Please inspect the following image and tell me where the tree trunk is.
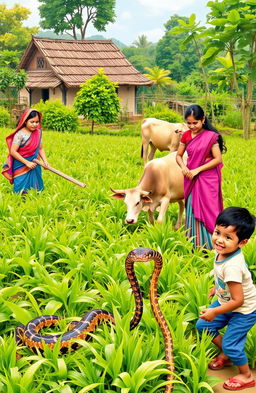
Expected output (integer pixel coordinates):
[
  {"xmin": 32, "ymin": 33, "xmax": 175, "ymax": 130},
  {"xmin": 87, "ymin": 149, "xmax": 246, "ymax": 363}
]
[
  {"xmin": 91, "ymin": 120, "xmax": 94, "ymax": 134},
  {"xmin": 242, "ymin": 78, "xmax": 253, "ymax": 139}
]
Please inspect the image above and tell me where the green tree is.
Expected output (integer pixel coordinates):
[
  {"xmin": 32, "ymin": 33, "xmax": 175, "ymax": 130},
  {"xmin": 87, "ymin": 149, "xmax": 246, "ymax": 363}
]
[
  {"xmin": 38, "ymin": 0, "xmax": 116, "ymax": 40},
  {"xmin": 74, "ymin": 68, "xmax": 120, "ymax": 133},
  {"xmin": 0, "ymin": 50, "xmax": 20, "ymax": 68},
  {"xmin": 155, "ymin": 15, "xmax": 200, "ymax": 82},
  {"xmin": 132, "ymin": 34, "xmax": 152, "ymax": 49},
  {"xmin": 171, "ymin": 13, "xmax": 215, "ymax": 121},
  {"xmin": 0, "ymin": 68, "xmax": 27, "ymax": 109},
  {"xmin": 144, "ymin": 66, "xmax": 175, "ymax": 97},
  {"xmin": 0, "ymin": 4, "xmax": 38, "ymax": 67},
  {"xmin": 122, "ymin": 44, "xmax": 156, "ymax": 74},
  {"xmin": 208, "ymin": 53, "xmax": 246, "ymax": 91},
  {"xmin": 203, "ymin": 0, "xmax": 256, "ymax": 139}
]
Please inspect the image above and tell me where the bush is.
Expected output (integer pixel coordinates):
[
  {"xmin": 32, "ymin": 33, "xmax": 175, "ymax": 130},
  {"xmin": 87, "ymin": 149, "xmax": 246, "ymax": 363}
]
[
  {"xmin": 0, "ymin": 106, "xmax": 10, "ymax": 126},
  {"xmin": 34, "ymin": 99, "xmax": 79, "ymax": 132},
  {"xmin": 144, "ymin": 103, "xmax": 183, "ymax": 122},
  {"xmin": 222, "ymin": 110, "xmax": 243, "ymax": 129}
]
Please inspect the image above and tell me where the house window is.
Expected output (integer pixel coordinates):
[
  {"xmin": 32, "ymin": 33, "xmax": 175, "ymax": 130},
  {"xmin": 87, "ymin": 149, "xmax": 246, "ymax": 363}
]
[{"xmin": 37, "ymin": 57, "xmax": 45, "ymax": 69}]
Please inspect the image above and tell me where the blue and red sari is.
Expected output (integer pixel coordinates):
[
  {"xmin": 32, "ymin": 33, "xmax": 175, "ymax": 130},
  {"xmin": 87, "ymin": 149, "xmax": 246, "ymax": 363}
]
[{"xmin": 2, "ymin": 109, "xmax": 44, "ymax": 193}]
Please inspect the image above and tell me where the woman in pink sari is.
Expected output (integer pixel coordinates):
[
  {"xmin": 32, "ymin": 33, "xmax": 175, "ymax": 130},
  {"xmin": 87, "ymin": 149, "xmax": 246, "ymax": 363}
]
[
  {"xmin": 176, "ymin": 105, "xmax": 226, "ymax": 249},
  {"xmin": 2, "ymin": 109, "xmax": 48, "ymax": 194}
]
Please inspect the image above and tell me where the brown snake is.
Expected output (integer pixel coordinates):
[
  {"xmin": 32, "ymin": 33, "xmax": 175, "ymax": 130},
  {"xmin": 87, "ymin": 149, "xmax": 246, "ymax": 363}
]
[
  {"xmin": 16, "ymin": 248, "xmax": 174, "ymax": 392},
  {"xmin": 126, "ymin": 248, "xmax": 174, "ymax": 393}
]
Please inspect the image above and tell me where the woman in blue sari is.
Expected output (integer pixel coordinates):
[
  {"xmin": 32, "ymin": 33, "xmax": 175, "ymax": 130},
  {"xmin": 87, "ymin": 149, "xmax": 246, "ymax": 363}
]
[{"xmin": 2, "ymin": 109, "xmax": 49, "ymax": 193}]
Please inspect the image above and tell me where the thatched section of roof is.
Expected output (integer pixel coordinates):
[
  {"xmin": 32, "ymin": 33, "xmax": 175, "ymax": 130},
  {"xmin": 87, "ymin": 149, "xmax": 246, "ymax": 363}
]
[{"xmin": 19, "ymin": 36, "xmax": 152, "ymax": 88}]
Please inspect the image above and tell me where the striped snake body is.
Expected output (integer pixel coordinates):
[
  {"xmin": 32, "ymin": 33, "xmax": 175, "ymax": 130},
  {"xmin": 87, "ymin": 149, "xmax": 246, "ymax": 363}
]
[{"xmin": 16, "ymin": 248, "xmax": 174, "ymax": 392}]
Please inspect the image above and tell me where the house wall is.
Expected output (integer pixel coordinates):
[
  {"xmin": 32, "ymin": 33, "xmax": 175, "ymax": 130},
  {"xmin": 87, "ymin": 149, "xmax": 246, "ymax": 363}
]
[
  {"xmin": 67, "ymin": 88, "xmax": 79, "ymax": 106},
  {"xmin": 26, "ymin": 49, "xmax": 50, "ymax": 70},
  {"xmin": 19, "ymin": 85, "xmax": 137, "ymax": 115},
  {"xmin": 19, "ymin": 86, "xmax": 63, "ymax": 106},
  {"xmin": 118, "ymin": 86, "xmax": 136, "ymax": 115}
]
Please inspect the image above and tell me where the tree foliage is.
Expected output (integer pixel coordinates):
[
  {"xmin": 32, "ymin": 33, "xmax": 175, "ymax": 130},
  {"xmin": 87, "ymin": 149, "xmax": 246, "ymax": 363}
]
[
  {"xmin": 74, "ymin": 68, "xmax": 120, "ymax": 133},
  {"xmin": 0, "ymin": 68, "xmax": 27, "ymax": 93},
  {"xmin": 170, "ymin": 13, "xmax": 216, "ymax": 121},
  {"xmin": 122, "ymin": 38, "xmax": 156, "ymax": 74},
  {"xmin": 0, "ymin": 68, "xmax": 27, "ymax": 110},
  {"xmin": 0, "ymin": 4, "xmax": 38, "ymax": 66},
  {"xmin": 144, "ymin": 66, "xmax": 174, "ymax": 87},
  {"xmin": 132, "ymin": 34, "xmax": 152, "ymax": 49},
  {"xmin": 203, "ymin": 0, "xmax": 256, "ymax": 138},
  {"xmin": 38, "ymin": 0, "xmax": 116, "ymax": 40},
  {"xmin": 155, "ymin": 15, "xmax": 200, "ymax": 82}
]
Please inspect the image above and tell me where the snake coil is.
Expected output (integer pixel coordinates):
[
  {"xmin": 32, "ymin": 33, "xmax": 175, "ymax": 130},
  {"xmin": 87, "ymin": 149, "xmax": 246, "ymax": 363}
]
[{"xmin": 16, "ymin": 248, "xmax": 174, "ymax": 392}]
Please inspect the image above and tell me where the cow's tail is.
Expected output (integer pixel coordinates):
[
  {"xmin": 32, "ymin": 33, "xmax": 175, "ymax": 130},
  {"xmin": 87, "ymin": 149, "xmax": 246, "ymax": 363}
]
[{"xmin": 141, "ymin": 144, "xmax": 143, "ymax": 158}]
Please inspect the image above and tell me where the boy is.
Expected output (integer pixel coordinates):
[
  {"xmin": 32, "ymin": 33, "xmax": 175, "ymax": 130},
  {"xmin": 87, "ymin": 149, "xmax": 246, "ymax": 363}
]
[{"xmin": 196, "ymin": 207, "xmax": 256, "ymax": 391}]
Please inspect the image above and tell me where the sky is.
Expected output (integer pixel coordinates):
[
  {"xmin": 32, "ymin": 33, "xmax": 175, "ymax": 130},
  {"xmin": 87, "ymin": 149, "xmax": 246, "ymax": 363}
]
[{"xmin": 4, "ymin": 0, "xmax": 209, "ymax": 45}]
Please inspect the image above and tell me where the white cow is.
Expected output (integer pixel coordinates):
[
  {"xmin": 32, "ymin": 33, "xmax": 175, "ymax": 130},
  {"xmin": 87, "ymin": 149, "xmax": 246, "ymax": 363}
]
[
  {"xmin": 111, "ymin": 152, "xmax": 186, "ymax": 228},
  {"xmin": 141, "ymin": 118, "xmax": 188, "ymax": 164}
]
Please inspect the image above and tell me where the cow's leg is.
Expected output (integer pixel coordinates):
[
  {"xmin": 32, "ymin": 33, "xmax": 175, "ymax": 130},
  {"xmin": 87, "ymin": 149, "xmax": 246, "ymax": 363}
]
[
  {"xmin": 174, "ymin": 200, "xmax": 185, "ymax": 230},
  {"xmin": 148, "ymin": 143, "xmax": 157, "ymax": 161},
  {"xmin": 148, "ymin": 210, "xmax": 154, "ymax": 224},
  {"xmin": 141, "ymin": 139, "xmax": 149, "ymax": 165},
  {"xmin": 156, "ymin": 198, "xmax": 170, "ymax": 223}
]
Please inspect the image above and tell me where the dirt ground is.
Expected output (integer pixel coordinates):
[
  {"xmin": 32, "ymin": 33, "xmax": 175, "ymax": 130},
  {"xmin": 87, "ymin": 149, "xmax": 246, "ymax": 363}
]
[{"xmin": 208, "ymin": 366, "xmax": 256, "ymax": 392}]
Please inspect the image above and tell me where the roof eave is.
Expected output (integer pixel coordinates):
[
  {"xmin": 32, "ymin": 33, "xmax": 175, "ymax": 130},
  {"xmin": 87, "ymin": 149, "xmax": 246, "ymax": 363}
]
[{"xmin": 63, "ymin": 81, "xmax": 153, "ymax": 88}]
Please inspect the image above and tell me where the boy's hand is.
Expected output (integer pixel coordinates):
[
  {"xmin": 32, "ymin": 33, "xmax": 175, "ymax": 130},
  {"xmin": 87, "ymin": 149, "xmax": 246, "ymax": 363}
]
[{"xmin": 199, "ymin": 308, "xmax": 217, "ymax": 322}]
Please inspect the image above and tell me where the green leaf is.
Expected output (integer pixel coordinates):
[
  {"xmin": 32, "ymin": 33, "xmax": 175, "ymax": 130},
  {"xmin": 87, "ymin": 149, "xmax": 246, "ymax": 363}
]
[
  {"xmin": 227, "ymin": 9, "xmax": 241, "ymax": 23},
  {"xmin": 44, "ymin": 299, "xmax": 63, "ymax": 314},
  {"xmin": 21, "ymin": 359, "xmax": 48, "ymax": 388},
  {"xmin": 78, "ymin": 383, "xmax": 102, "ymax": 393},
  {"xmin": 189, "ymin": 13, "xmax": 196, "ymax": 25},
  {"xmin": 209, "ymin": 18, "xmax": 227, "ymax": 26},
  {"xmin": 203, "ymin": 46, "xmax": 220, "ymax": 59},
  {"xmin": 4, "ymin": 301, "xmax": 33, "ymax": 324}
]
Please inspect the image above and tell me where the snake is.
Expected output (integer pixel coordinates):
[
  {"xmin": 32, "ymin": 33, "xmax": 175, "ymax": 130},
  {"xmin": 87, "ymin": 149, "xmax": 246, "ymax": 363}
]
[{"xmin": 16, "ymin": 248, "xmax": 174, "ymax": 392}]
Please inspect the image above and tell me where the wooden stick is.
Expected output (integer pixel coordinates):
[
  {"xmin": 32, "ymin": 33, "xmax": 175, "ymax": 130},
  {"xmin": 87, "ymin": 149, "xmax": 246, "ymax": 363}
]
[{"xmin": 33, "ymin": 159, "xmax": 86, "ymax": 188}]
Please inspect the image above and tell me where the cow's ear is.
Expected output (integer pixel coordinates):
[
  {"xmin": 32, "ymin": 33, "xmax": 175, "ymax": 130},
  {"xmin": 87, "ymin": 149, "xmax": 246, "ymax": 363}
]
[
  {"xmin": 141, "ymin": 195, "xmax": 152, "ymax": 203},
  {"xmin": 112, "ymin": 192, "xmax": 126, "ymax": 199},
  {"xmin": 111, "ymin": 188, "xmax": 126, "ymax": 199}
]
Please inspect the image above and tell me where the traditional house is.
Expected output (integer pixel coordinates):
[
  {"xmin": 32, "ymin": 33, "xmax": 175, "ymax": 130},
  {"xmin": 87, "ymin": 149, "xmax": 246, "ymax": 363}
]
[{"xmin": 18, "ymin": 36, "xmax": 152, "ymax": 115}]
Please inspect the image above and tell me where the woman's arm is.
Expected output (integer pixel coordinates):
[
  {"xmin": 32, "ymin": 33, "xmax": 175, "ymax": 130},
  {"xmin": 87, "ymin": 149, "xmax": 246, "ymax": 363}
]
[
  {"xmin": 176, "ymin": 144, "xmax": 190, "ymax": 176},
  {"xmin": 10, "ymin": 144, "xmax": 36, "ymax": 169},
  {"xmin": 39, "ymin": 145, "xmax": 49, "ymax": 167},
  {"xmin": 186, "ymin": 144, "xmax": 222, "ymax": 179},
  {"xmin": 200, "ymin": 281, "xmax": 244, "ymax": 322}
]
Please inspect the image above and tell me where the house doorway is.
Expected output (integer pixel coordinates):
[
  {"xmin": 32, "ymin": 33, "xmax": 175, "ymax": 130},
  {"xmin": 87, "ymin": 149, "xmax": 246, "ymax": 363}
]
[{"xmin": 41, "ymin": 89, "xmax": 49, "ymax": 102}]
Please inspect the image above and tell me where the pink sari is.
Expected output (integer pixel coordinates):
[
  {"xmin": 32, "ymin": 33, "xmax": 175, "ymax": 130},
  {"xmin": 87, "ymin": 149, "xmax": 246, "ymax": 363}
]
[
  {"xmin": 184, "ymin": 130, "xmax": 223, "ymax": 234},
  {"xmin": 2, "ymin": 109, "xmax": 42, "ymax": 187}
]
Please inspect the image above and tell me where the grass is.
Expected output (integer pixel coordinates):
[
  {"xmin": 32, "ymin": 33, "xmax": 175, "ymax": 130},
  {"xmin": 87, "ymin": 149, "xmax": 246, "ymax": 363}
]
[{"xmin": 0, "ymin": 127, "xmax": 255, "ymax": 392}]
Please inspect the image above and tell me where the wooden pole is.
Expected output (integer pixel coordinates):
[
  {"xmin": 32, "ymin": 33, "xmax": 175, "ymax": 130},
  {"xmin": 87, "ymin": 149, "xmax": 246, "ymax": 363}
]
[{"xmin": 33, "ymin": 159, "xmax": 86, "ymax": 188}]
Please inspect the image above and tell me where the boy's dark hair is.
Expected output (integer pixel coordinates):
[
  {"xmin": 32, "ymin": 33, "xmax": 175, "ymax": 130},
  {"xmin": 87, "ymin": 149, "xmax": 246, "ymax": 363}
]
[{"xmin": 216, "ymin": 207, "xmax": 255, "ymax": 241}]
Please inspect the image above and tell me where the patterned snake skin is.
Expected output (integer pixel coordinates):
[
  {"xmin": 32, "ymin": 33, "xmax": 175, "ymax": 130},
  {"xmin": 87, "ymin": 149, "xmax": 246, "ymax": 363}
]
[{"xmin": 16, "ymin": 248, "xmax": 174, "ymax": 392}]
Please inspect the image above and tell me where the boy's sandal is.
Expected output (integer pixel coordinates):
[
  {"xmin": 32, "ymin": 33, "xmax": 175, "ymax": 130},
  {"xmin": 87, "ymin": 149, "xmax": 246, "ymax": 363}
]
[
  {"xmin": 208, "ymin": 356, "xmax": 232, "ymax": 370},
  {"xmin": 223, "ymin": 377, "xmax": 256, "ymax": 390}
]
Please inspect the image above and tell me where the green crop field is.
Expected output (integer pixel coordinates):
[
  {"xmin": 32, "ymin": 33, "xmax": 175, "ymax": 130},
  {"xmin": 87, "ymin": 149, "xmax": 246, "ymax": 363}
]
[{"xmin": 0, "ymin": 128, "xmax": 255, "ymax": 393}]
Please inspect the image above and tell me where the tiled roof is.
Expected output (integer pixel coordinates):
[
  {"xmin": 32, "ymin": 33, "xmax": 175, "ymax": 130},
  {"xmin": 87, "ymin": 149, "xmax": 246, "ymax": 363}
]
[
  {"xmin": 19, "ymin": 36, "xmax": 152, "ymax": 87},
  {"xmin": 25, "ymin": 70, "xmax": 61, "ymax": 88}
]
